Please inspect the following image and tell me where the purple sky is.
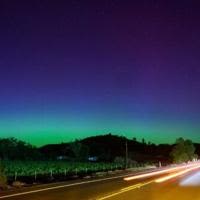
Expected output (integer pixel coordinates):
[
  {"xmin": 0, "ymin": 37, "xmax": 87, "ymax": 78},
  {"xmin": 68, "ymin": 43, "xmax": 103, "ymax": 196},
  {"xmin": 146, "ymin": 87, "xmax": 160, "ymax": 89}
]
[{"xmin": 0, "ymin": 1, "xmax": 200, "ymax": 145}]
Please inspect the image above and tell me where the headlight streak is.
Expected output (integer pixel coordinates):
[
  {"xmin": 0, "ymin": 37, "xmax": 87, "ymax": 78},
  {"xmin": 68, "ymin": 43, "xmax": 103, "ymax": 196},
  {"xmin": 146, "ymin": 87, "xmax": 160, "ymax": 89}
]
[
  {"xmin": 180, "ymin": 171, "xmax": 200, "ymax": 186},
  {"xmin": 155, "ymin": 164, "xmax": 200, "ymax": 183},
  {"xmin": 98, "ymin": 163, "xmax": 200, "ymax": 200},
  {"xmin": 124, "ymin": 162, "xmax": 200, "ymax": 181}
]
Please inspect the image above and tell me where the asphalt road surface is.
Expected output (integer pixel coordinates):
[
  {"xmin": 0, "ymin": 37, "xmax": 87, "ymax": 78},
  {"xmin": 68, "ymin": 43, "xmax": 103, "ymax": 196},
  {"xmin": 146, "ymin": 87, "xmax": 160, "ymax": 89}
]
[{"xmin": 1, "ymin": 163, "xmax": 200, "ymax": 200}]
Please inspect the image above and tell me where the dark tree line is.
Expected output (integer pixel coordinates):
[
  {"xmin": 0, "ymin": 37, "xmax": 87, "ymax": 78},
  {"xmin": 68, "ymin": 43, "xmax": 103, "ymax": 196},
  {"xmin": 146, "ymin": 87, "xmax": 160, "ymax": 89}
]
[
  {"xmin": 0, "ymin": 134, "xmax": 198, "ymax": 164},
  {"xmin": 0, "ymin": 138, "xmax": 42, "ymax": 160}
]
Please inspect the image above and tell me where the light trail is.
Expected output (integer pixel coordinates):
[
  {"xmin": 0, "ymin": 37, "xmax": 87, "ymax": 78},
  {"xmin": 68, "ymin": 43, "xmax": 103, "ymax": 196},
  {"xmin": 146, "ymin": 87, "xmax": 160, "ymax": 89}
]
[
  {"xmin": 124, "ymin": 163, "xmax": 200, "ymax": 181},
  {"xmin": 155, "ymin": 164, "xmax": 200, "ymax": 183},
  {"xmin": 180, "ymin": 171, "xmax": 200, "ymax": 186},
  {"xmin": 98, "ymin": 163, "xmax": 200, "ymax": 200}
]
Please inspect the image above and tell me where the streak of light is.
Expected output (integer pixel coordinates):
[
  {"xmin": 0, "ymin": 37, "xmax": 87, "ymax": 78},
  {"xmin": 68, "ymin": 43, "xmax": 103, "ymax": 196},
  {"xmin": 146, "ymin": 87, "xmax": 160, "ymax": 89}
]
[
  {"xmin": 124, "ymin": 163, "xmax": 200, "ymax": 181},
  {"xmin": 155, "ymin": 165, "xmax": 200, "ymax": 183},
  {"xmin": 180, "ymin": 171, "xmax": 200, "ymax": 186}
]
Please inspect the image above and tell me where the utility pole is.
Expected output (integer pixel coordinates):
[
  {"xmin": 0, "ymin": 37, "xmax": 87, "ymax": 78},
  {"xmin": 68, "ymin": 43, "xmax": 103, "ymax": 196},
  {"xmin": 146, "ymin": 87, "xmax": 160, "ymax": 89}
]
[{"xmin": 125, "ymin": 140, "xmax": 128, "ymax": 169}]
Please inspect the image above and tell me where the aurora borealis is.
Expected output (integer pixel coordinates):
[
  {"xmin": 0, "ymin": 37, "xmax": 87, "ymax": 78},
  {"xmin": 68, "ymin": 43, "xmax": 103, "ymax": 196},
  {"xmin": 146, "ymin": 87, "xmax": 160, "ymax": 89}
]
[{"xmin": 1, "ymin": 1, "xmax": 200, "ymax": 146}]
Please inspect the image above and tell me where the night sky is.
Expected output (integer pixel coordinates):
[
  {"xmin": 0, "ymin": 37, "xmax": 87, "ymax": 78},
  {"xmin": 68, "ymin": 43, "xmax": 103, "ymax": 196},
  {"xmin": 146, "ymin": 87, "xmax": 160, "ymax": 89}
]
[{"xmin": 1, "ymin": 0, "xmax": 200, "ymax": 146}]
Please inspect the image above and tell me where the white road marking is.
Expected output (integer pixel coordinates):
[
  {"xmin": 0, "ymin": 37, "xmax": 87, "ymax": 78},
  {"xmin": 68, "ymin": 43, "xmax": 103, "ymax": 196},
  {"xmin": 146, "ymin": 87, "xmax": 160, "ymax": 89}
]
[
  {"xmin": 1, "ymin": 165, "xmax": 193, "ymax": 199},
  {"xmin": 0, "ymin": 172, "xmax": 145, "ymax": 199}
]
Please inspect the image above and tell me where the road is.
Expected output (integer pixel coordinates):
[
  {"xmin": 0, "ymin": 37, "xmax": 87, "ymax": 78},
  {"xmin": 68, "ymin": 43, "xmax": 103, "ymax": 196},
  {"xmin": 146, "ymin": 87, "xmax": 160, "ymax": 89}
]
[{"xmin": 1, "ymin": 163, "xmax": 200, "ymax": 200}]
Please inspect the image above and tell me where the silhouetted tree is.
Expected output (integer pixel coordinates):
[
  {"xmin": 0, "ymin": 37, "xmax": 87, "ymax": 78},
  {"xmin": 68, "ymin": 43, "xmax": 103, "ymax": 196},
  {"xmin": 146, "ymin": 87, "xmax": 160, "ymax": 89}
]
[
  {"xmin": 170, "ymin": 138, "xmax": 196, "ymax": 163},
  {"xmin": 142, "ymin": 138, "xmax": 146, "ymax": 144}
]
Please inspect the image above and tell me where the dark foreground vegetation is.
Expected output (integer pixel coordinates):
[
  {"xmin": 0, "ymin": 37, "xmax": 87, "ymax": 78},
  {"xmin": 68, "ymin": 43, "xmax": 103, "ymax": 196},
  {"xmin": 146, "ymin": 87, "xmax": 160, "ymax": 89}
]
[{"xmin": 0, "ymin": 134, "xmax": 198, "ymax": 190}]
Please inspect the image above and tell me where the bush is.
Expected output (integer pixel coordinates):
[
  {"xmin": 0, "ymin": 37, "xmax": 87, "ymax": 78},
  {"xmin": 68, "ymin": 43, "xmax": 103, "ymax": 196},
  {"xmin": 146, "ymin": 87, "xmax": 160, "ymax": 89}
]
[
  {"xmin": 0, "ymin": 161, "xmax": 7, "ymax": 190},
  {"xmin": 127, "ymin": 159, "xmax": 138, "ymax": 168},
  {"xmin": 12, "ymin": 181, "xmax": 25, "ymax": 188},
  {"xmin": 114, "ymin": 156, "xmax": 125, "ymax": 165}
]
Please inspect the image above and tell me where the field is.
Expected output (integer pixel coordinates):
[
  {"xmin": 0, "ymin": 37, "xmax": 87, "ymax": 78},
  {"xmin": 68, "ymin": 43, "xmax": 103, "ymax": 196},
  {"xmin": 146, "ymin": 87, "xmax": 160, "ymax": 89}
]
[{"xmin": 2, "ymin": 161, "xmax": 124, "ymax": 183}]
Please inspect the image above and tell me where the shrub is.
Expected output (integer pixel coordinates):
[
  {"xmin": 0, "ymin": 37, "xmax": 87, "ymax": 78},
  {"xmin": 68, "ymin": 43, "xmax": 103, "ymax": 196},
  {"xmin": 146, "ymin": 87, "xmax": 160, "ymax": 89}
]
[
  {"xmin": 0, "ymin": 161, "xmax": 7, "ymax": 190},
  {"xmin": 12, "ymin": 181, "xmax": 25, "ymax": 188}
]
